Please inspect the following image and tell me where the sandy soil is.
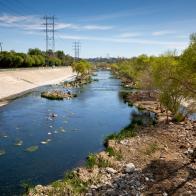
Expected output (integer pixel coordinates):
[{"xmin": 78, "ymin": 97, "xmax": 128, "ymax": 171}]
[{"xmin": 0, "ymin": 67, "xmax": 75, "ymax": 106}]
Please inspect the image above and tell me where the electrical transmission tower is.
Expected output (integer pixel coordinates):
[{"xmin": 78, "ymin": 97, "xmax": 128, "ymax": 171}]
[
  {"xmin": 42, "ymin": 16, "xmax": 55, "ymax": 65},
  {"xmin": 73, "ymin": 41, "xmax": 81, "ymax": 60}
]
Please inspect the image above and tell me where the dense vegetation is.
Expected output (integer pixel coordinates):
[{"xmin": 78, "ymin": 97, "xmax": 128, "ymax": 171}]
[
  {"xmin": 72, "ymin": 59, "xmax": 92, "ymax": 78},
  {"xmin": 0, "ymin": 48, "xmax": 74, "ymax": 68},
  {"xmin": 110, "ymin": 33, "xmax": 196, "ymax": 120}
]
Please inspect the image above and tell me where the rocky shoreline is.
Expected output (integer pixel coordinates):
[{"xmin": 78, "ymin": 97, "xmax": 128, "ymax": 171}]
[{"xmin": 28, "ymin": 86, "xmax": 195, "ymax": 196}]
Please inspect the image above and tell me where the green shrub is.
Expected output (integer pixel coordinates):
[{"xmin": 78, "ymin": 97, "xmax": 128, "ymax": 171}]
[
  {"xmin": 104, "ymin": 123, "xmax": 137, "ymax": 146},
  {"xmin": 86, "ymin": 153, "xmax": 111, "ymax": 168},
  {"xmin": 174, "ymin": 112, "xmax": 185, "ymax": 122},
  {"xmin": 106, "ymin": 147, "xmax": 122, "ymax": 160},
  {"xmin": 52, "ymin": 171, "xmax": 88, "ymax": 194},
  {"xmin": 86, "ymin": 153, "xmax": 97, "ymax": 168}
]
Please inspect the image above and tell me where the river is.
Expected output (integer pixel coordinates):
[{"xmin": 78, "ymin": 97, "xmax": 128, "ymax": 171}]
[{"xmin": 0, "ymin": 70, "xmax": 137, "ymax": 195}]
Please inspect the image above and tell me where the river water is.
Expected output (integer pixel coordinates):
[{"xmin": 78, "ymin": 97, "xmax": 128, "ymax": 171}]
[{"xmin": 0, "ymin": 71, "xmax": 137, "ymax": 195}]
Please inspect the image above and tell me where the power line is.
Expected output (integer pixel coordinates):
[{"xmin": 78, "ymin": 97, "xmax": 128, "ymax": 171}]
[
  {"xmin": 73, "ymin": 41, "xmax": 81, "ymax": 60},
  {"xmin": 42, "ymin": 15, "xmax": 56, "ymax": 65}
]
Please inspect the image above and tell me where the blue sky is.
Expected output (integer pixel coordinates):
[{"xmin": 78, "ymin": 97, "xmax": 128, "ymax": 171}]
[{"xmin": 0, "ymin": 0, "xmax": 196, "ymax": 58}]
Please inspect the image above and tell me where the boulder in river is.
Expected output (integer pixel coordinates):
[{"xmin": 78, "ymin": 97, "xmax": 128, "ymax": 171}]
[{"xmin": 41, "ymin": 90, "xmax": 77, "ymax": 100}]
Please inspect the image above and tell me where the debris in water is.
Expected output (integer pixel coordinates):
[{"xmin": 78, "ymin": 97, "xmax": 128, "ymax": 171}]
[
  {"xmin": 49, "ymin": 125, "xmax": 53, "ymax": 128},
  {"xmin": 59, "ymin": 127, "xmax": 66, "ymax": 133},
  {"xmin": 41, "ymin": 139, "xmax": 52, "ymax": 145},
  {"xmin": 47, "ymin": 113, "xmax": 58, "ymax": 121},
  {"xmin": 46, "ymin": 139, "xmax": 51, "ymax": 142},
  {"xmin": 51, "ymin": 113, "xmax": 58, "ymax": 118},
  {"xmin": 54, "ymin": 130, "xmax": 58, "ymax": 134},
  {"xmin": 48, "ymin": 132, "xmax": 52, "ymax": 135},
  {"xmin": 0, "ymin": 149, "xmax": 6, "ymax": 156},
  {"xmin": 25, "ymin": 145, "xmax": 39, "ymax": 152},
  {"xmin": 14, "ymin": 139, "xmax": 23, "ymax": 146}
]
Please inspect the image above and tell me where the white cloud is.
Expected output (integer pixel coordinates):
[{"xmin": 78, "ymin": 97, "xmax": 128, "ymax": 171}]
[
  {"xmin": 152, "ymin": 30, "xmax": 176, "ymax": 36},
  {"xmin": 58, "ymin": 33, "xmax": 187, "ymax": 49},
  {"xmin": 83, "ymin": 25, "xmax": 113, "ymax": 30},
  {"xmin": 0, "ymin": 14, "xmax": 31, "ymax": 23},
  {"xmin": 0, "ymin": 14, "xmax": 113, "ymax": 32},
  {"xmin": 119, "ymin": 32, "xmax": 142, "ymax": 38}
]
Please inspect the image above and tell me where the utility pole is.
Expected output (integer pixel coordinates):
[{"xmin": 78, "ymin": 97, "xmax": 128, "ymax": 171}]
[
  {"xmin": 52, "ymin": 16, "xmax": 55, "ymax": 52},
  {"xmin": 42, "ymin": 16, "xmax": 55, "ymax": 66},
  {"xmin": 73, "ymin": 41, "xmax": 80, "ymax": 61},
  {"xmin": 0, "ymin": 42, "xmax": 3, "ymax": 52}
]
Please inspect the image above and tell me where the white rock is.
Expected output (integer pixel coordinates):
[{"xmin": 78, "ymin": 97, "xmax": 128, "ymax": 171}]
[
  {"xmin": 184, "ymin": 148, "xmax": 193, "ymax": 155},
  {"xmin": 145, "ymin": 177, "xmax": 150, "ymax": 181},
  {"xmin": 162, "ymin": 192, "xmax": 168, "ymax": 196},
  {"xmin": 125, "ymin": 163, "xmax": 135, "ymax": 173},
  {"xmin": 35, "ymin": 185, "xmax": 43, "ymax": 192},
  {"xmin": 106, "ymin": 167, "xmax": 117, "ymax": 174},
  {"xmin": 120, "ymin": 140, "xmax": 129, "ymax": 145},
  {"xmin": 90, "ymin": 185, "xmax": 97, "ymax": 189}
]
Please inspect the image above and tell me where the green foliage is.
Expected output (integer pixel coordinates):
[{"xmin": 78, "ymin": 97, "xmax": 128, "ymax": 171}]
[
  {"xmin": 0, "ymin": 48, "xmax": 74, "ymax": 68},
  {"xmin": 86, "ymin": 153, "xmax": 111, "ymax": 168},
  {"xmin": 72, "ymin": 60, "xmax": 92, "ymax": 77},
  {"xmin": 85, "ymin": 153, "xmax": 97, "ymax": 168},
  {"xmin": 106, "ymin": 147, "xmax": 122, "ymax": 160},
  {"xmin": 174, "ymin": 112, "xmax": 185, "ymax": 122},
  {"xmin": 28, "ymin": 48, "xmax": 42, "ymax": 56},
  {"xmin": 51, "ymin": 171, "xmax": 88, "ymax": 194},
  {"xmin": 104, "ymin": 123, "xmax": 137, "ymax": 145},
  {"xmin": 111, "ymin": 33, "xmax": 196, "ymax": 117},
  {"xmin": 190, "ymin": 33, "xmax": 196, "ymax": 44},
  {"xmin": 48, "ymin": 56, "xmax": 62, "ymax": 66},
  {"xmin": 63, "ymin": 171, "xmax": 88, "ymax": 193}
]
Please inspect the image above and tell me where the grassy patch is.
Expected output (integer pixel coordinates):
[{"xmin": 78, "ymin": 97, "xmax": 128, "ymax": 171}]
[
  {"xmin": 106, "ymin": 147, "xmax": 122, "ymax": 160},
  {"xmin": 85, "ymin": 153, "xmax": 97, "ymax": 168},
  {"xmin": 20, "ymin": 180, "xmax": 34, "ymax": 194},
  {"xmin": 52, "ymin": 171, "xmax": 88, "ymax": 195},
  {"xmin": 86, "ymin": 153, "xmax": 111, "ymax": 168},
  {"xmin": 174, "ymin": 112, "xmax": 185, "ymax": 122},
  {"xmin": 144, "ymin": 143, "xmax": 159, "ymax": 155},
  {"xmin": 104, "ymin": 123, "xmax": 137, "ymax": 146}
]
